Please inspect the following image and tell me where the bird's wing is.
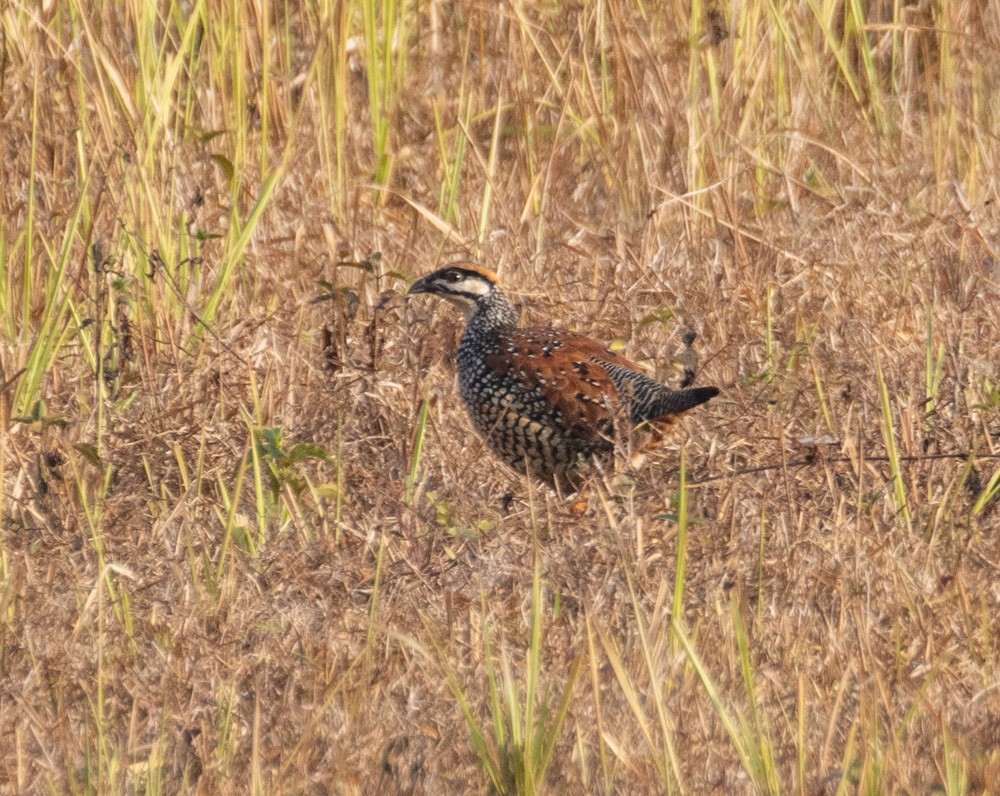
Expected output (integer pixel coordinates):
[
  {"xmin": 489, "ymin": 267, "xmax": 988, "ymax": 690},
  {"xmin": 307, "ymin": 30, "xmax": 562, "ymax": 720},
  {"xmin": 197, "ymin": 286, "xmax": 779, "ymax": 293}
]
[
  {"xmin": 481, "ymin": 327, "xmax": 640, "ymax": 444},
  {"xmin": 484, "ymin": 326, "xmax": 717, "ymax": 433}
]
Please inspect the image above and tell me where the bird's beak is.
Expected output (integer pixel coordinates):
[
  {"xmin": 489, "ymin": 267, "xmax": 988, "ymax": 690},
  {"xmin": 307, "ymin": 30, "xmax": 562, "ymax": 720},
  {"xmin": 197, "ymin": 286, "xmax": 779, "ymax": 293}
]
[{"xmin": 407, "ymin": 275, "xmax": 434, "ymax": 296}]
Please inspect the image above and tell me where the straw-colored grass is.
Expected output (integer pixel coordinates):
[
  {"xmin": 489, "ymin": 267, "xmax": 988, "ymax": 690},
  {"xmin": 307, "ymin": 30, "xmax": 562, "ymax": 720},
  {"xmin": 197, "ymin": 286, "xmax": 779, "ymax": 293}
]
[{"xmin": 2, "ymin": 0, "xmax": 1000, "ymax": 792}]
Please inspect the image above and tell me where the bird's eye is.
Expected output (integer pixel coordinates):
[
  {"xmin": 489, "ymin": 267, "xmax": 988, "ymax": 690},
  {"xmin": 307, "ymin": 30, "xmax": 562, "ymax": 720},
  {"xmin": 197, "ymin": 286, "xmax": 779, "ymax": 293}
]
[{"xmin": 445, "ymin": 271, "xmax": 461, "ymax": 281}]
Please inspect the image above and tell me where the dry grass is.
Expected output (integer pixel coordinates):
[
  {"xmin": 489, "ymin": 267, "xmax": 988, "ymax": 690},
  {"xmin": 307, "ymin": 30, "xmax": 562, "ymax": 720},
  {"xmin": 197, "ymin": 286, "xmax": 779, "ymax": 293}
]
[{"xmin": 2, "ymin": 0, "xmax": 1000, "ymax": 793}]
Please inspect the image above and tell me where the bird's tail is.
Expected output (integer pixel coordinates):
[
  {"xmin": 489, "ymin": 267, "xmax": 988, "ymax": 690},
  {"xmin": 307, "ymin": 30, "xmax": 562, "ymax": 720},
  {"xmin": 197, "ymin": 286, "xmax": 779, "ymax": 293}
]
[{"xmin": 642, "ymin": 384, "xmax": 719, "ymax": 423}]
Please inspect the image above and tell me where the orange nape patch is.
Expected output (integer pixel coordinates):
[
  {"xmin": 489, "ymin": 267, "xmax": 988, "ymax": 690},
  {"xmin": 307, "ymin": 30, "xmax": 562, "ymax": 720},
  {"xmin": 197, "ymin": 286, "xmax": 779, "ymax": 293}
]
[{"xmin": 442, "ymin": 260, "xmax": 502, "ymax": 286}]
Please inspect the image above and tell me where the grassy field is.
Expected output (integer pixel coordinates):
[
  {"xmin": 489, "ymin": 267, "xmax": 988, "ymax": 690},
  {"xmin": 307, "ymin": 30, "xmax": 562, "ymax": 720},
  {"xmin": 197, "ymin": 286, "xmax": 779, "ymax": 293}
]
[{"xmin": 2, "ymin": 0, "xmax": 1000, "ymax": 792}]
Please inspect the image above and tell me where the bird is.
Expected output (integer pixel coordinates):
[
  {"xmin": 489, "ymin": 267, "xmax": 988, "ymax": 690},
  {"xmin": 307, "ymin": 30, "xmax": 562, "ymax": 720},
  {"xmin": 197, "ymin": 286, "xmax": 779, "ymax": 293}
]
[{"xmin": 407, "ymin": 262, "xmax": 719, "ymax": 491}]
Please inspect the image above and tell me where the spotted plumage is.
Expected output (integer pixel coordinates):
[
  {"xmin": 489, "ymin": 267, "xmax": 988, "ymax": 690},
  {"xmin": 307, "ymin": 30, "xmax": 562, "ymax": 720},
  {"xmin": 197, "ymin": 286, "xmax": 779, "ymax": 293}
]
[{"xmin": 408, "ymin": 263, "xmax": 719, "ymax": 489}]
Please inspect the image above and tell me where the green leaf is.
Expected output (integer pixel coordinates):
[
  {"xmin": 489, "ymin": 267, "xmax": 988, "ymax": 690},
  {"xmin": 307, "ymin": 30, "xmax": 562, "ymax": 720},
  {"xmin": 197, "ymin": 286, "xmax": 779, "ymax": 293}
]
[
  {"xmin": 74, "ymin": 443, "xmax": 104, "ymax": 469},
  {"xmin": 254, "ymin": 427, "xmax": 284, "ymax": 459},
  {"xmin": 211, "ymin": 154, "xmax": 235, "ymax": 181},
  {"xmin": 285, "ymin": 442, "xmax": 329, "ymax": 464},
  {"xmin": 637, "ymin": 307, "xmax": 675, "ymax": 330}
]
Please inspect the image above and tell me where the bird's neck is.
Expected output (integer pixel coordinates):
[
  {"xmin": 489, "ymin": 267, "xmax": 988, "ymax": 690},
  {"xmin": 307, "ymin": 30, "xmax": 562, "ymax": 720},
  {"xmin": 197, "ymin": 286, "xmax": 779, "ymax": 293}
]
[{"xmin": 466, "ymin": 291, "xmax": 518, "ymax": 336}]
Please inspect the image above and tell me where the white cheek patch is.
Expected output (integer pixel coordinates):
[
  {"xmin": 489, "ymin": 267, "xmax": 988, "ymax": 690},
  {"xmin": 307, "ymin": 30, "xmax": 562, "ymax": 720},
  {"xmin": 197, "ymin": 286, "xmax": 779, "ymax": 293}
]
[{"xmin": 452, "ymin": 277, "xmax": 491, "ymax": 296}]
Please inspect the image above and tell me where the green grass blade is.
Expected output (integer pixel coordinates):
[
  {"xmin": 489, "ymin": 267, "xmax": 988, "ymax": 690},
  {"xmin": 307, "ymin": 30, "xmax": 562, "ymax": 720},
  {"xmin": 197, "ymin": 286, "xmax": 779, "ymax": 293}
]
[{"xmin": 876, "ymin": 361, "xmax": 912, "ymax": 533}]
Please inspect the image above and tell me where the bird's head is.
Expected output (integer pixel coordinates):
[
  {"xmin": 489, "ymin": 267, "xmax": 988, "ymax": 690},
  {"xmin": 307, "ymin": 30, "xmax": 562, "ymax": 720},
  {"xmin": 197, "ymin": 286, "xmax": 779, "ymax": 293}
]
[{"xmin": 407, "ymin": 262, "xmax": 504, "ymax": 315}]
